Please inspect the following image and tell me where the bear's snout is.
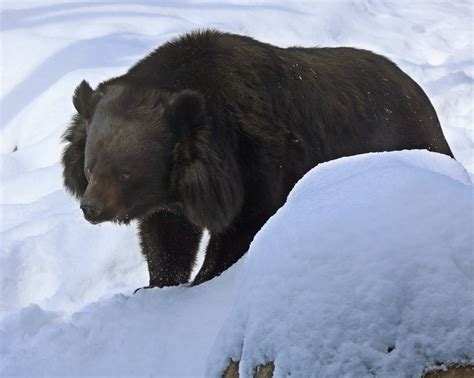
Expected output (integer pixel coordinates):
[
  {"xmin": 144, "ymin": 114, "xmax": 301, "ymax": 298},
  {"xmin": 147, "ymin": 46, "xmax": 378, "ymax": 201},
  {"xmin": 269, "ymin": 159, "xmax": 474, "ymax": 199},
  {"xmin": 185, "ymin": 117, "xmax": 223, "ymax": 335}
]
[
  {"xmin": 80, "ymin": 178, "xmax": 124, "ymax": 224},
  {"xmin": 80, "ymin": 199, "xmax": 103, "ymax": 223}
]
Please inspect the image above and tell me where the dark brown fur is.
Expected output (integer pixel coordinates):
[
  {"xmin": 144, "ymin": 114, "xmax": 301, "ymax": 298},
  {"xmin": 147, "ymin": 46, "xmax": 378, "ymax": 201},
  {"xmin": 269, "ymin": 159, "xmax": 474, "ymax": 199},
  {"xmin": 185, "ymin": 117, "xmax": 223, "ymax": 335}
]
[{"xmin": 62, "ymin": 30, "xmax": 453, "ymax": 287}]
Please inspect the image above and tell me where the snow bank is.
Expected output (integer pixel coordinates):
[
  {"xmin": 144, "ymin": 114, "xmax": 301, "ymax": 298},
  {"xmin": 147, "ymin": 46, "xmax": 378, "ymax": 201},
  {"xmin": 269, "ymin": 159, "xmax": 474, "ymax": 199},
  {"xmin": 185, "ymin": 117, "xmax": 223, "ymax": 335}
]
[
  {"xmin": 0, "ymin": 261, "xmax": 240, "ymax": 376},
  {"xmin": 207, "ymin": 150, "xmax": 473, "ymax": 377}
]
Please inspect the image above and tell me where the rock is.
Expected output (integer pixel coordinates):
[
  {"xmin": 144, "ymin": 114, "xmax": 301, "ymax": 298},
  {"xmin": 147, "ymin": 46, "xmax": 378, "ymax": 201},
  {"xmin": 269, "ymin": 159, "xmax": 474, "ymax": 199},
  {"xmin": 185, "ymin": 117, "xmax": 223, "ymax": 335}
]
[
  {"xmin": 423, "ymin": 365, "xmax": 474, "ymax": 378},
  {"xmin": 223, "ymin": 361, "xmax": 274, "ymax": 378}
]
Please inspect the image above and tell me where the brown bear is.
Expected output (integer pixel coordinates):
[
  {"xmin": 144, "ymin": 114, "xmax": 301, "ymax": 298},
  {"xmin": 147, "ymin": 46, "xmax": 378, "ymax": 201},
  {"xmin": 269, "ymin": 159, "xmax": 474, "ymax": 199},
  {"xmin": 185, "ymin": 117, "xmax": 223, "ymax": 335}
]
[{"xmin": 61, "ymin": 30, "xmax": 453, "ymax": 288}]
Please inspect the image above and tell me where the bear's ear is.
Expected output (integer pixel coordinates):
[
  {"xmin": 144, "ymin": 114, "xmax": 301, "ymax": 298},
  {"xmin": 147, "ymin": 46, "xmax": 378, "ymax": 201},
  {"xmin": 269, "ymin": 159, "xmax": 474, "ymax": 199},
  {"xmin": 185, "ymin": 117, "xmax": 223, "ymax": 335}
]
[
  {"xmin": 72, "ymin": 80, "xmax": 102, "ymax": 122},
  {"xmin": 72, "ymin": 80, "xmax": 93, "ymax": 118},
  {"xmin": 168, "ymin": 90, "xmax": 207, "ymax": 139}
]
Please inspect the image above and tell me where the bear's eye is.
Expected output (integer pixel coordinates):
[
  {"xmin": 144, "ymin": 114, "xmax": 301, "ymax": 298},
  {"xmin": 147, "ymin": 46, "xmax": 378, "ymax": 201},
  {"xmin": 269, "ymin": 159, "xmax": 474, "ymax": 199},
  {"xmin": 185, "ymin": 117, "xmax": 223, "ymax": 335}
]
[{"xmin": 120, "ymin": 172, "xmax": 131, "ymax": 182}]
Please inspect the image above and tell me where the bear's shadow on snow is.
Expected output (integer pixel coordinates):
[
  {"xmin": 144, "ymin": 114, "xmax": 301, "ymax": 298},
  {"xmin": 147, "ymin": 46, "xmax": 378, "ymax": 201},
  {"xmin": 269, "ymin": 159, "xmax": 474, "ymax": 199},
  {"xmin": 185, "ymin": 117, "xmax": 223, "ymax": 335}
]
[
  {"xmin": 0, "ymin": 1, "xmax": 305, "ymax": 32},
  {"xmin": 0, "ymin": 1, "xmax": 306, "ymax": 129},
  {"xmin": 0, "ymin": 32, "xmax": 153, "ymax": 128}
]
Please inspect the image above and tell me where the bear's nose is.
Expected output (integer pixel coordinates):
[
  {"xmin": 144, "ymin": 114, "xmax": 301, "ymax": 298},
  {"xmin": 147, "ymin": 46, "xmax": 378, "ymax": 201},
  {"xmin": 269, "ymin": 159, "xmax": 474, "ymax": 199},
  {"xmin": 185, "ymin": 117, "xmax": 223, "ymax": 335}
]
[{"xmin": 80, "ymin": 201, "xmax": 102, "ymax": 220}]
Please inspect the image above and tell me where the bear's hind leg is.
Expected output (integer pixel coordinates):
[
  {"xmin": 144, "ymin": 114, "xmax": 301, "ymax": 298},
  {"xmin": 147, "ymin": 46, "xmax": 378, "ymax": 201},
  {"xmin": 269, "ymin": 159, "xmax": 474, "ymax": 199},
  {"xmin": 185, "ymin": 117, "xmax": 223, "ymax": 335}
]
[
  {"xmin": 138, "ymin": 211, "xmax": 202, "ymax": 288},
  {"xmin": 193, "ymin": 213, "xmax": 268, "ymax": 285}
]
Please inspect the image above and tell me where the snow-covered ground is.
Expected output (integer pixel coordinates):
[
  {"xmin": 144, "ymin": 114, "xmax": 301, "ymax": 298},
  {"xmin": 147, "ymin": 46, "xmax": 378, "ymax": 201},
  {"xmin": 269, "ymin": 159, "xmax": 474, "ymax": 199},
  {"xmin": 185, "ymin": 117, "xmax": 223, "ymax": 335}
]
[{"xmin": 0, "ymin": 1, "xmax": 473, "ymax": 376}]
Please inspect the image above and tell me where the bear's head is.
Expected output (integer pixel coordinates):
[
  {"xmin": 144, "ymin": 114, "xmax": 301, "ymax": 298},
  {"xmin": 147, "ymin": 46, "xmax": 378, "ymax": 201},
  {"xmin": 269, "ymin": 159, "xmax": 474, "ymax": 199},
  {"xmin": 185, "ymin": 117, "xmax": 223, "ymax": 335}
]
[{"xmin": 63, "ymin": 81, "xmax": 214, "ymax": 224}]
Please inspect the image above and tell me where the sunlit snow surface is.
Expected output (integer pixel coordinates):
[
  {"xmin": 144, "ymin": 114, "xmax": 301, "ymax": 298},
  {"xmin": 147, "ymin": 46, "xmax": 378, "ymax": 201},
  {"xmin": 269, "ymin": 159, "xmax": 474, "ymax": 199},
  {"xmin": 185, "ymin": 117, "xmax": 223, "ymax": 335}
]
[
  {"xmin": 0, "ymin": 1, "xmax": 473, "ymax": 376},
  {"xmin": 208, "ymin": 150, "xmax": 473, "ymax": 377}
]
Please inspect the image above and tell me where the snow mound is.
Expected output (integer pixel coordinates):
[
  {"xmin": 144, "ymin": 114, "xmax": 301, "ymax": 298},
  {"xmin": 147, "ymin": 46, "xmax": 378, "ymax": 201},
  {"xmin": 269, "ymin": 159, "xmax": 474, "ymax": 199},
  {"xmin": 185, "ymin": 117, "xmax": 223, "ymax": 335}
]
[
  {"xmin": 208, "ymin": 150, "xmax": 474, "ymax": 377},
  {"xmin": 0, "ymin": 261, "xmax": 241, "ymax": 376}
]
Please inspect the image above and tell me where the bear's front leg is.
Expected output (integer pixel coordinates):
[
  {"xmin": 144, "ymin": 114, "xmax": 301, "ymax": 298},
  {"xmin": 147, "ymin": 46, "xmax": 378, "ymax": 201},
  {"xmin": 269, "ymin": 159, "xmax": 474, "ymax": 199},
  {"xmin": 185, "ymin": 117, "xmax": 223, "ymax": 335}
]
[{"xmin": 138, "ymin": 211, "xmax": 202, "ymax": 288}]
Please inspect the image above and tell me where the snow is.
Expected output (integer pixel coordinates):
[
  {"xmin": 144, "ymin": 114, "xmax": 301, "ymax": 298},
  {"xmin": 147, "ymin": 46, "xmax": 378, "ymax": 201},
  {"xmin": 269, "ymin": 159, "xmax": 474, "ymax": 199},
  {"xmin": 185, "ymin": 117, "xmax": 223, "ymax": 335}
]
[
  {"xmin": 207, "ymin": 150, "xmax": 473, "ymax": 377},
  {"xmin": 0, "ymin": 1, "xmax": 473, "ymax": 376},
  {"xmin": 1, "ymin": 263, "xmax": 240, "ymax": 376}
]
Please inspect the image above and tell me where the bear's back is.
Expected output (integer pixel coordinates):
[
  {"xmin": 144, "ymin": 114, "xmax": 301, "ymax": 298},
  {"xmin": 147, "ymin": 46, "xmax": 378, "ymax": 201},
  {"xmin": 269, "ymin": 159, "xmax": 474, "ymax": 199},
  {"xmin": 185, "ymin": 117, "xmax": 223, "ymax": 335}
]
[
  {"xmin": 107, "ymin": 30, "xmax": 452, "ymax": 166},
  {"xmin": 122, "ymin": 30, "xmax": 277, "ymax": 92}
]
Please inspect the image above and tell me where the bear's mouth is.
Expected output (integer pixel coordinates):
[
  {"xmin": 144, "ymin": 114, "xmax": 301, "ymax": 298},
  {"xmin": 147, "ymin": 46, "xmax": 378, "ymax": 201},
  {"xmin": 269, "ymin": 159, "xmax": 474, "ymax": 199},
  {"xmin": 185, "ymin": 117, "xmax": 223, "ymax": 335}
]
[
  {"xmin": 83, "ymin": 213, "xmax": 109, "ymax": 225},
  {"xmin": 83, "ymin": 207, "xmax": 132, "ymax": 225},
  {"xmin": 84, "ymin": 203, "xmax": 160, "ymax": 225}
]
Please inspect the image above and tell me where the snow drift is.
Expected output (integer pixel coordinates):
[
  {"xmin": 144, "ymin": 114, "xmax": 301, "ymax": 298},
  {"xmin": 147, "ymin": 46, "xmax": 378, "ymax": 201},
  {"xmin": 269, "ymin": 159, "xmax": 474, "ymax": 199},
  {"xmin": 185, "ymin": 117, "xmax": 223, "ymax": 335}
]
[
  {"xmin": 1, "ymin": 150, "xmax": 472, "ymax": 377},
  {"xmin": 208, "ymin": 150, "xmax": 473, "ymax": 377}
]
